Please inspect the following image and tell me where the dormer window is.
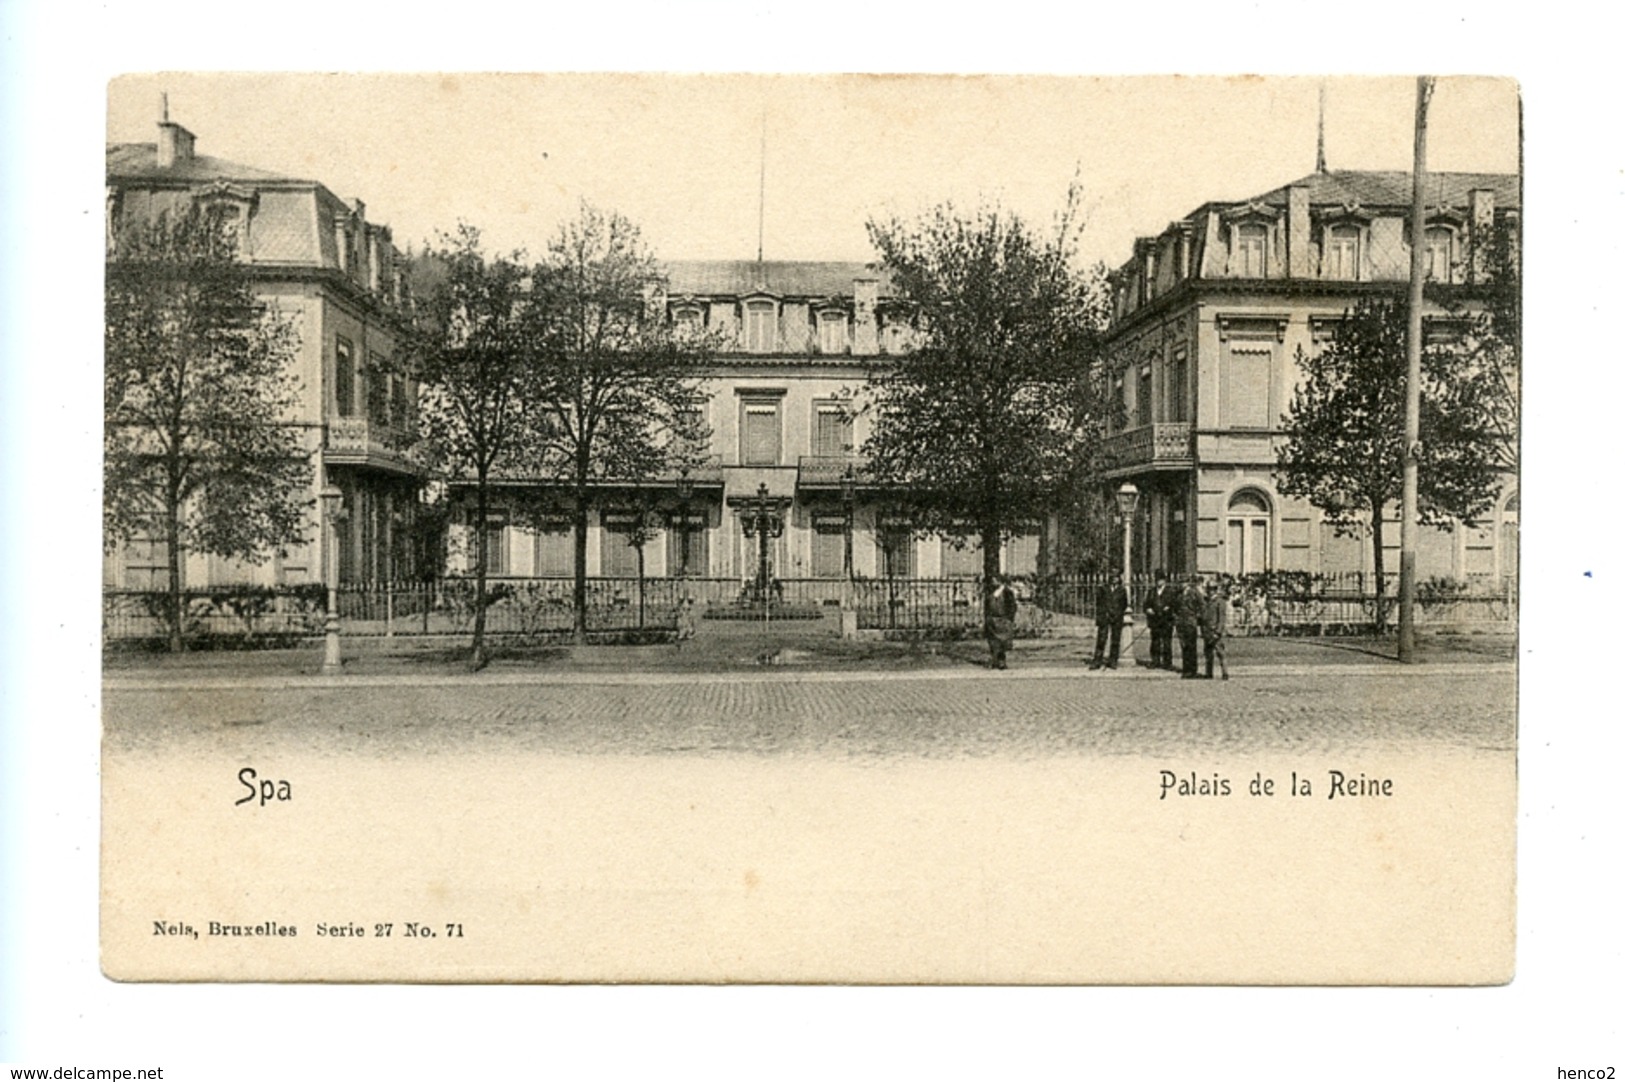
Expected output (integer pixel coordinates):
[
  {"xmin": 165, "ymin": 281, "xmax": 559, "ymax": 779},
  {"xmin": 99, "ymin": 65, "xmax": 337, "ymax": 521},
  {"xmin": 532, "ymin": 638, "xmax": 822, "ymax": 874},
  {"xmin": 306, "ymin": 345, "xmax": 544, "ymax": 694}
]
[
  {"xmin": 1324, "ymin": 225, "xmax": 1361, "ymax": 281},
  {"xmin": 744, "ymin": 300, "xmax": 777, "ymax": 353},
  {"xmin": 195, "ymin": 183, "xmax": 256, "ymax": 259},
  {"xmin": 1234, "ymin": 223, "xmax": 1268, "ymax": 279},
  {"xmin": 818, "ymin": 310, "xmax": 848, "ymax": 354},
  {"xmin": 673, "ymin": 306, "xmax": 704, "ymax": 339},
  {"xmin": 1424, "ymin": 226, "xmax": 1455, "ymax": 282}
]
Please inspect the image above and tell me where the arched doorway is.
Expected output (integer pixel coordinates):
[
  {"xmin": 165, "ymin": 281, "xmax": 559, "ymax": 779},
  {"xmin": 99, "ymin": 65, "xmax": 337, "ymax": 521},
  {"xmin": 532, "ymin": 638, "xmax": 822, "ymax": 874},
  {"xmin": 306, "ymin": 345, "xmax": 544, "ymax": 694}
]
[{"xmin": 1225, "ymin": 489, "xmax": 1273, "ymax": 575}]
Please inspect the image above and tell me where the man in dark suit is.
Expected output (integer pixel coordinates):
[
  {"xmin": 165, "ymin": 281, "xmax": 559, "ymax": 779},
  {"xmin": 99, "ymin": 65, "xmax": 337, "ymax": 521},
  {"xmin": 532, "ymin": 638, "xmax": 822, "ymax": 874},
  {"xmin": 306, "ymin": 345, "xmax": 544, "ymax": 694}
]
[
  {"xmin": 1144, "ymin": 568, "xmax": 1178, "ymax": 671},
  {"xmin": 1176, "ymin": 574, "xmax": 1205, "ymax": 678},
  {"xmin": 984, "ymin": 575, "xmax": 1018, "ymax": 670},
  {"xmin": 1089, "ymin": 572, "xmax": 1130, "ymax": 670}
]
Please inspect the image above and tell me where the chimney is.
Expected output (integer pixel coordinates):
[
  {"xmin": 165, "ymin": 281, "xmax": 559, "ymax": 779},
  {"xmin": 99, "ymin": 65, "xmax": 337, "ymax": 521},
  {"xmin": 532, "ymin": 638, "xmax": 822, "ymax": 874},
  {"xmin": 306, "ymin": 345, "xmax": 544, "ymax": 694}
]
[
  {"xmin": 156, "ymin": 121, "xmax": 196, "ymax": 168},
  {"xmin": 1287, "ymin": 185, "xmax": 1310, "ymax": 277},
  {"xmin": 852, "ymin": 277, "xmax": 879, "ymax": 356}
]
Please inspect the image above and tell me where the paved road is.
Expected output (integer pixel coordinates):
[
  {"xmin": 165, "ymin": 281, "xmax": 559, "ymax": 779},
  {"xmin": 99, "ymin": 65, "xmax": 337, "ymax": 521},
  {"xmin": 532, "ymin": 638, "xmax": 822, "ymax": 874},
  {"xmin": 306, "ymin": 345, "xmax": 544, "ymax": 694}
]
[{"xmin": 104, "ymin": 666, "xmax": 1515, "ymax": 761}]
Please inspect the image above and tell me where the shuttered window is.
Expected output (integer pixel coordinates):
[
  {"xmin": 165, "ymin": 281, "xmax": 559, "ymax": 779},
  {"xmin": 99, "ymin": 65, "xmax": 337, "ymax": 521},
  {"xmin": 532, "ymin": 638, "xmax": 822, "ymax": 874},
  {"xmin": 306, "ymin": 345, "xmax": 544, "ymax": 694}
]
[
  {"xmin": 742, "ymin": 403, "xmax": 780, "ymax": 465},
  {"xmin": 811, "ymin": 518, "xmax": 846, "ymax": 578},
  {"xmin": 813, "ymin": 405, "xmax": 851, "ymax": 457},
  {"xmin": 533, "ymin": 523, "xmax": 572, "ymax": 577}
]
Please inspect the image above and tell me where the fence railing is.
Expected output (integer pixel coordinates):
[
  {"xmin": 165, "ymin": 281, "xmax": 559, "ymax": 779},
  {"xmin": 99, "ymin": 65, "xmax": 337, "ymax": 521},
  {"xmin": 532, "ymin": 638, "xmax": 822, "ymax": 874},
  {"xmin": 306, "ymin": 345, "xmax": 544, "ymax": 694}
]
[{"xmin": 103, "ymin": 571, "xmax": 1517, "ymax": 643}]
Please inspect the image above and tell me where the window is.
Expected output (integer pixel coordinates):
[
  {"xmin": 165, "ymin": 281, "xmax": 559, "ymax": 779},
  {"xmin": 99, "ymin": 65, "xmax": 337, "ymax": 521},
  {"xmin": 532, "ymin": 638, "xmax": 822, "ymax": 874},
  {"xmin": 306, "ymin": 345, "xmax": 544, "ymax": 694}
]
[
  {"xmin": 741, "ymin": 402, "xmax": 781, "ymax": 466},
  {"xmin": 677, "ymin": 406, "xmax": 708, "ymax": 454},
  {"xmin": 813, "ymin": 404, "xmax": 852, "ymax": 457},
  {"xmin": 1166, "ymin": 348, "xmax": 1189, "ymax": 422},
  {"xmin": 745, "ymin": 301, "xmax": 777, "ymax": 353},
  {"xmin": 942, "ymin": 538, "xmax": 983, "ymax": 578},
  {"xmin": 1224, "ymin": 346, "xmax": 1272, "ymax": 429},
  {"xmin": 122, "ymin": 529, "xmax": 171, "ymax": 590},
  {"xmin": 533, "ymin": 521, "xmax": 573, "ymax": 577},
  {"xmin": 1225, "ymin": 490, "xmax": 1272, "ymax": 575},
  {"xmin": 883, "ymin": 321, "xmax": 909, "ymax": 354},
  {"xmin": 1111, "ymin": 373, "xmax": 1126, "ymax": 432},
  {"xmin": 335, "ymin": 336, "xmax": 356, "ymax": 417},
  {"xmin": 811, "ymin": 517, "xmax": 846, "ymax": 579},
  {"xmin": 367, "ymin": 352, "xmax": 389, "ymax": 425},
  {"xmin": 1234, "ymin": 223, "xmax": 1267, "ymax": 278},
  {"xmin": 600, "ymin": 519, "xmax": 644, "ymax": 578},
  {"xmin": 877, "ymin": 530, "xmax": 915, "ymax": 578},
  {"xmin": 1325, "ymin": 226, "xmax": 1361, "ymax": 280},
  {"xmin": 673, "ymin": 307, "xmax": 703, "ymax": 339},
  {"xmin": 666, "ymin": 511, "xmax": 709, "ymax": 576},
  {"xmin": 1137, "ymin": 364, "xmax": 1153, "ymax": 428},
  {"xmin": 818, "ymin": 311, "xmax": 848, "ymax": 354},
  {"xmin": 1005, "ymin": 530, "xmax": 1040, "ymax": 575},
  {"xmin": 482, "ymin": 520, "xmax": 506, "ymax": 576},
  {"xmin": 1424, "ymin": 226, "xmax": 1454, "ymax": 282}
]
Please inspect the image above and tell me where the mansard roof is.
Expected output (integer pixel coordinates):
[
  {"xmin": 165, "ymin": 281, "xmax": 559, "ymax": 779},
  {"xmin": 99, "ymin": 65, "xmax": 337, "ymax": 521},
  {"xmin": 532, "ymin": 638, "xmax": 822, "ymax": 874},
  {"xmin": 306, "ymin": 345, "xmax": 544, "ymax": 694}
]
[
  {"xmin": 1233, "ymin": 169, "xmax": 1520, "ymax": 214},
  {"xmin": 106, "ymin": 142, "xmax": 309, "ymax": 186},
  {"xmin": 662, "ymin": 260, "xmax": 895, "ymax": 299}
]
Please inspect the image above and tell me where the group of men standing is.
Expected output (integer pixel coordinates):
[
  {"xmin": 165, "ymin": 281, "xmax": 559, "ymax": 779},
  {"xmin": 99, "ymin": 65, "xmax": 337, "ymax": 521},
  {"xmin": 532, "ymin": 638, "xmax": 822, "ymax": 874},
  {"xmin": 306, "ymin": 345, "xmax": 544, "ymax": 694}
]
[
  {"xmin": 986, "ymin": 571, "xmax": 1230, "ymax": 679},
  {"xmin": 1091, "ymin": 570, "xmax": 1228, "ymax": 679}
]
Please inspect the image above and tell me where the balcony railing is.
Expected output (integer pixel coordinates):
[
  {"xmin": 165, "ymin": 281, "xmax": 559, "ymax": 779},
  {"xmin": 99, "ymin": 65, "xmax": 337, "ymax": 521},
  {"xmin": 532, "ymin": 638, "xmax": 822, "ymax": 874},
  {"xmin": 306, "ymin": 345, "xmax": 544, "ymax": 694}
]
[
  {"xmin": 796, "ymin": 454, "xmax": 869, "ymax": 490},
  {"xmin": 325, "ymin": 417, "xmax": 418, "ymax": 472},
  {"xmin": 1103, "ymin": 422, "xmax": 1194, "ymax": 472}
]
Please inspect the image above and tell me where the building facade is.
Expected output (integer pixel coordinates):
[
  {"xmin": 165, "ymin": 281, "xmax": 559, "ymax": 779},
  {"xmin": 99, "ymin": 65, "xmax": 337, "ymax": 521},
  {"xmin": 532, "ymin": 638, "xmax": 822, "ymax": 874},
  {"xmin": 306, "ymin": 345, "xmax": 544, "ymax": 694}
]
[
  {"xmin": 104, "ymin": 118, "xmax": 426, "ymax": 590},
  {"xmin": 1099, "ymin": 169, "xmax": 1520, "ymax": 582},
  {"xmin": 460, "ymin": 260, "xmax": 1044, "ymax": 585}
]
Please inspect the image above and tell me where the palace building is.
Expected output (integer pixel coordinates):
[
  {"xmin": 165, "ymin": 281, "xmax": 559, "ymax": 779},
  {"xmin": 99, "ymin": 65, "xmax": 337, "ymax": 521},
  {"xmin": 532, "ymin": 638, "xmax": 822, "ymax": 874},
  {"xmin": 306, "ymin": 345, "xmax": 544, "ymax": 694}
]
[
  {"xmin": 457, "ymin": 260, "xmax": 1046, "ymax": 588},
  {"xmin": 1098, "ymin": 168, "xmax": 1520, "ymax": 582},
  {"xmin": 104, "ymin": 117, "xmax": 427, "ymax": 590}
]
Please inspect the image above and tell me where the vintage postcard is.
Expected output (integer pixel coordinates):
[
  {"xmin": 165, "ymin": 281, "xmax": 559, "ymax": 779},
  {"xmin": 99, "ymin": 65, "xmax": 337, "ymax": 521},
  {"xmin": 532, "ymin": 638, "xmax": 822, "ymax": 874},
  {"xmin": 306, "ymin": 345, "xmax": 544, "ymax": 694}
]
[{"xmin": 100, "ymin": 73, "xmax": 1519, "ymax": 984}]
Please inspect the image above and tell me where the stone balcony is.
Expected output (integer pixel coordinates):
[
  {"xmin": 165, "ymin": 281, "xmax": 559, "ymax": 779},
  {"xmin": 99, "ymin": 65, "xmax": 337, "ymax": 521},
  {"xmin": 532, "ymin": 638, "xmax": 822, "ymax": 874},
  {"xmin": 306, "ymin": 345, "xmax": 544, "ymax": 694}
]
[
  {"xmin": 324, "ymin": 417, "xmax": 420, "ymax": 476},
  {"xmin": 1103, "ymin": 422, "xmax": 1194, "ymax": 475}
]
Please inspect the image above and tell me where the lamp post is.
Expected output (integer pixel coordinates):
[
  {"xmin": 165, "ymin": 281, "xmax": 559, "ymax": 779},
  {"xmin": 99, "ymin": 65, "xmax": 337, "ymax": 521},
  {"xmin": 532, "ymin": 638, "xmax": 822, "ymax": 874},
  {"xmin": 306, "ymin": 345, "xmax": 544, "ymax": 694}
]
[
  {"xmin": 675, "ymin": 467, "xmax": 694, "ymax": 578},
  {"xmin": 739, "ymin": 482, "xmax": 783, "ymax": 618},
  {"xmin": 320, "ymin": 483, "xmax": 345, "ymax": 675},
  {"xmin": 1115, "ymin": 482, "xmax": 1140, "ymax": 655}
]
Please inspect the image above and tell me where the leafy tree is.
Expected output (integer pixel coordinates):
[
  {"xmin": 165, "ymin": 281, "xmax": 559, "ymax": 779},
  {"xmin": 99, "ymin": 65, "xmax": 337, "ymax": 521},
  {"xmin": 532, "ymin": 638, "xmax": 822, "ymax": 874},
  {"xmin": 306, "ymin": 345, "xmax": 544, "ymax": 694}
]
[
  {"xmin": 1275, "ymin": 296, "xmax": 1506, "ymax": 629},
  {"xmin": 105, "ymin": 205, "xmax": 310, "ymax": 652},
  {"xmin": 862, "ymin": 190, "xmax": 1110, "ymax": 604},
  {"xmin": 526, "ymin": 203, "xmax": 712, "ymax": 643},
  {"xmin": 1455, "ymin": 219, "xmax": 1520, "ymax": 473},
  {"xmin": 409, "ymin": 225, "xmax": 547, "ymax": 666}
]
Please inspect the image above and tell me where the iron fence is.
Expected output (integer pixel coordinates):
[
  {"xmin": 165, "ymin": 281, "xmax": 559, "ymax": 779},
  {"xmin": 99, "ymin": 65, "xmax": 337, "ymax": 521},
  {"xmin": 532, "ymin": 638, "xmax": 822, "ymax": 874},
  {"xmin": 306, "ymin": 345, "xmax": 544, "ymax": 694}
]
[{"xmin": 103, "ymin": 570, "xmax": 1516, "ymax": 643}]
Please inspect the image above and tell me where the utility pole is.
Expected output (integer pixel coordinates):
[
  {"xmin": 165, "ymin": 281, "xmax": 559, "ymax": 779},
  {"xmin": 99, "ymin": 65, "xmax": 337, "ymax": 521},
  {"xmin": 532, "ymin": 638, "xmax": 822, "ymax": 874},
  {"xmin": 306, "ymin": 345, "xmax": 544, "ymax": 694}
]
[{"xmin": 1398, "ymin": 76, "xmax": 1434, "ymax": 663}]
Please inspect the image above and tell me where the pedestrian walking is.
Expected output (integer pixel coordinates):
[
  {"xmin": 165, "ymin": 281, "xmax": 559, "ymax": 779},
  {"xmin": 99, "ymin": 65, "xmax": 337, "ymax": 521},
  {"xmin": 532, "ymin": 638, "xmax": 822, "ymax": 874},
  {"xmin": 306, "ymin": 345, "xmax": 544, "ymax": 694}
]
[
  {"xmin": 984, "ymin": 575, "xmax": 1018, "ymax": 670},
  {"xmin": 1200, "ymin": 577, "xmax": 1230, "ymax": 680},
  {"xmin": 1090, "ymin": 571, "xmax": 1129, "ymax": 670},
  {"xmin": 1145, "ymin": 568, "xmax": 1178, "ymax": 670},
  {"xmin": 674, "ymin": 596, "xmax": 696, "ymax": 650},
  {"xmin": 1176, "ymin": 574, "xmax": 1204, "ymax": 679}
]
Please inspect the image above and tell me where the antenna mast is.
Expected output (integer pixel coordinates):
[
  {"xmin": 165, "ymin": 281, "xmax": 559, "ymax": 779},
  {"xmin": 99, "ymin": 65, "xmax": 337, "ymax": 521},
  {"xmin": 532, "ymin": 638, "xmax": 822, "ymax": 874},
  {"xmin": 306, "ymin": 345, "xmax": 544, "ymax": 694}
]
[
  {"xmin": 1315, "ymin": 81, "xmax": 1328, "ymax": 173},
  {"xmin": 757, "ymin": 108, "xmax": 766, "ymax": 264}
]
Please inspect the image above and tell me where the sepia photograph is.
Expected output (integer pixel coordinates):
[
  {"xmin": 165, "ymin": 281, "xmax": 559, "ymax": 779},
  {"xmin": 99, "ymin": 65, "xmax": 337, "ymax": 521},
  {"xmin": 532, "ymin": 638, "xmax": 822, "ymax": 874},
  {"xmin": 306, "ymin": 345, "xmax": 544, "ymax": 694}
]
[{"xmin": 94, "ymin": 72, "xmax": 1521, "ymax": 985}]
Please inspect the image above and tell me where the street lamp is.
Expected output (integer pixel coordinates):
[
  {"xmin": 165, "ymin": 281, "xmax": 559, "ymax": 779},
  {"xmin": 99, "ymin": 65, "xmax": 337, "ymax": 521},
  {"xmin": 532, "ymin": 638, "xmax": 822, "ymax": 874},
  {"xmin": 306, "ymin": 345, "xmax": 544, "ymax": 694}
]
[
  {"xmin": 320, "ymin": 483, "xmax": 345, "ymax": 675},
  {"xmin": 739, "ymin": 481, "xmax": 784, "ymax": 615},
  {"xmin": 675, "ymin": 467, "xmax": 694, "ymax": 578},
  {"xmin": 1116, "ymin": 482, "xmax": 1140, "ymax": 655}
]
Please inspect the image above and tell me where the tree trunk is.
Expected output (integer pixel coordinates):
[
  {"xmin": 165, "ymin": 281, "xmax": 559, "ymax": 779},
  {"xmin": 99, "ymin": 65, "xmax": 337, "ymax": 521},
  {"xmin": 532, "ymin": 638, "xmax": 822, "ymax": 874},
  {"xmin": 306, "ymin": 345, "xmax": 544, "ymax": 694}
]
[
  {"xmin": 572, "ymin": 478, "xmax": 590, "ymax": 645},
  {"xmin": 1370, "ymin": 498, "xmax": 1388, "ymax": 633},
  {"xmin": 469, "ymin": 476, "xmax": 489, "ymax": 669},
  {"xmin": 981, "ymin": 522, "xmax": 1002, "ymax": 621},
  {"xmin": 165, "ymin": 498, "xmax": 185, "ymax": 654}
]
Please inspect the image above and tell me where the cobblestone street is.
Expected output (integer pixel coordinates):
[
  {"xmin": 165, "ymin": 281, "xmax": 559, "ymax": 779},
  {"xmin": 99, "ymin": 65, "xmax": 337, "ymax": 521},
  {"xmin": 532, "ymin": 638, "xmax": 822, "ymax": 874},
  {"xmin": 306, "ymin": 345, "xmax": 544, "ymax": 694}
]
[{"xmin": 104, "ymin": 665, "xmax": 1515, "ymax": 761}]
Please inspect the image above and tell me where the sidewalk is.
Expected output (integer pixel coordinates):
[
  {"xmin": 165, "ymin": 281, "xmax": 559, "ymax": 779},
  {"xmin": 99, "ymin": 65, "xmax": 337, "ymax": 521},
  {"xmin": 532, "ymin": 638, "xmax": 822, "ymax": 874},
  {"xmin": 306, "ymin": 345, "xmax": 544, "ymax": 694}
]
[{"xmin": 103, "ymin": 622, "xmax": 1516, "ymax": 688}]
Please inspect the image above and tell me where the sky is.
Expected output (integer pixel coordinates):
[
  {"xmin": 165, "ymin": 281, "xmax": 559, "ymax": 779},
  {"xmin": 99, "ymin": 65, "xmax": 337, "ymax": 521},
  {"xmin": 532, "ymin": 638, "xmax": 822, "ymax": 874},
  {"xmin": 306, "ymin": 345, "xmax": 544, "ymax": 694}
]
[{"xmin": 107, "ymin": 73, "xmax": 1520, "ymax": 269}]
